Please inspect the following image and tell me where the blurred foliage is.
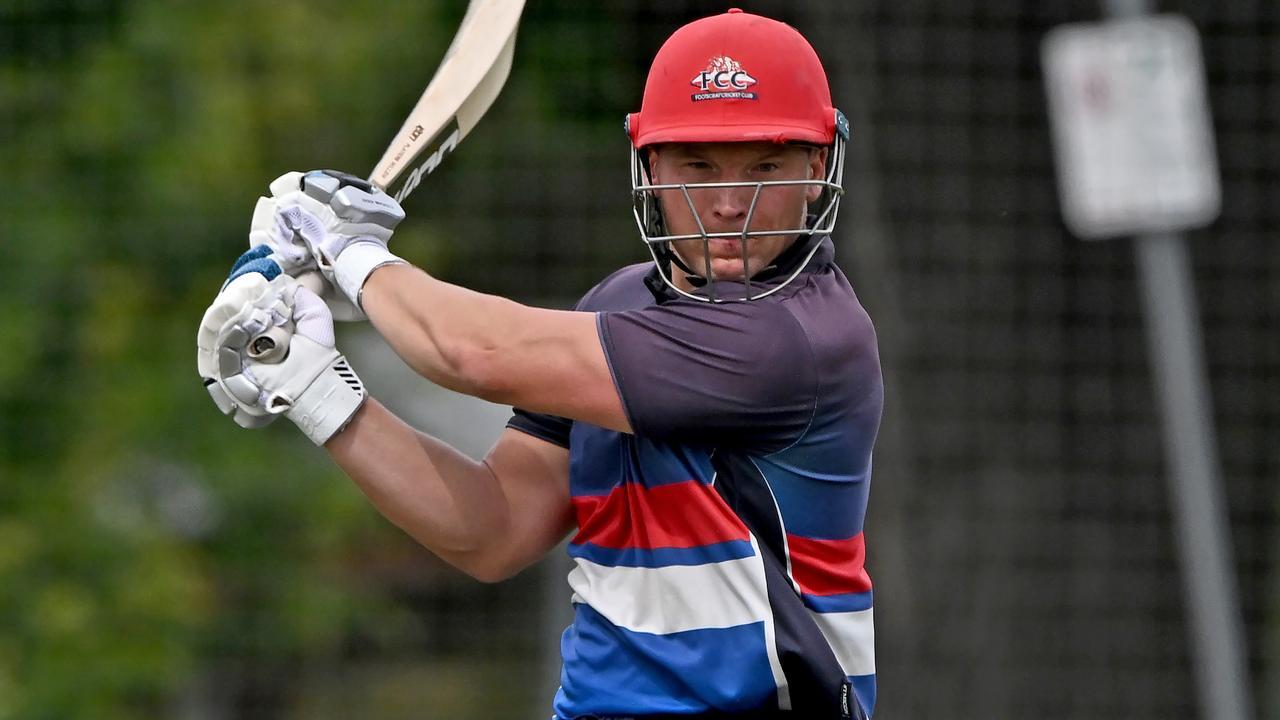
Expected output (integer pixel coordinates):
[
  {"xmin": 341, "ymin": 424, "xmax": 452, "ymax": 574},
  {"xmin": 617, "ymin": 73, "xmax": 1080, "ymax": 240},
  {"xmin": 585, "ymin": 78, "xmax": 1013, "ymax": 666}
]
[{"xmin": 0, "ymin": 0, "xmax": 622, "ymax": 717}]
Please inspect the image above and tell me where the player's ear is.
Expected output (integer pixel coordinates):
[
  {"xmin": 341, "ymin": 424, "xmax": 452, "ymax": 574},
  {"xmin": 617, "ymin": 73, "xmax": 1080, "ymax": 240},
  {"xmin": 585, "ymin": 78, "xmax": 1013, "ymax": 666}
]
[
  {"xmin": 646, "ymin": 146, "xmax": 662, "ymax": 183},
  {"xmin": 805, "ymin": 147, "xmax": 828, "ymax": 202}
]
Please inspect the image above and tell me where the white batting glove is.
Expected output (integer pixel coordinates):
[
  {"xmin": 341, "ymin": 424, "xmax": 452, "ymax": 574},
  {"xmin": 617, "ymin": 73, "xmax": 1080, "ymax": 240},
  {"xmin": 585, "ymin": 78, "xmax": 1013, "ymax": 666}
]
[
  {"xmin": 197, "ymin": 273, "xmax": 367, "ymax": 446},
  {"xmin": 253, "ymin": 170, "xmax": 408, "ymax": 318}
]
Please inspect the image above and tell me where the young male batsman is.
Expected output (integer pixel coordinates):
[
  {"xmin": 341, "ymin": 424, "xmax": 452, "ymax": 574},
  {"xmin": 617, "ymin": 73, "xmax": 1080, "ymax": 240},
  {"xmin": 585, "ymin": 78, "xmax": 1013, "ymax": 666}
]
[{"xmin": 197, "ymin": 10, "xmax": 883, "ymax": 719}]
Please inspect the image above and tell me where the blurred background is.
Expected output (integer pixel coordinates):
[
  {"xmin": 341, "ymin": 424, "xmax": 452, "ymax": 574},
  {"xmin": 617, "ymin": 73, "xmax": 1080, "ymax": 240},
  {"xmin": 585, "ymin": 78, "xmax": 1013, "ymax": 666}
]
[{"xmin": 1, "ymin": 0, "xmax": 1276, "ymax": 718}]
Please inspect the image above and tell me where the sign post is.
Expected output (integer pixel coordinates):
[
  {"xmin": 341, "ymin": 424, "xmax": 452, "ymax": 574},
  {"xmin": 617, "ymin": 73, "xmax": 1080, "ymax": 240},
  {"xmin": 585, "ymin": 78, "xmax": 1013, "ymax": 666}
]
[{"xmin": 1043, "ymin": 7, "xmax": 1251, "ymax": 720}]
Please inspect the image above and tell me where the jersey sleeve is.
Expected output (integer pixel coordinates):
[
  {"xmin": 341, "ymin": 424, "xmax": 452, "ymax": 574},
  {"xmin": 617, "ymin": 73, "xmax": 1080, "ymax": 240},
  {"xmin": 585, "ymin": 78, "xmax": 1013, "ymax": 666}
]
[
  {"xmin": 597, "ymin": 300, "xmax": 818, "ymax": 451},
  {"xmin": 506, "ymin": 407, "xmax": 572, "ymax": 448}
]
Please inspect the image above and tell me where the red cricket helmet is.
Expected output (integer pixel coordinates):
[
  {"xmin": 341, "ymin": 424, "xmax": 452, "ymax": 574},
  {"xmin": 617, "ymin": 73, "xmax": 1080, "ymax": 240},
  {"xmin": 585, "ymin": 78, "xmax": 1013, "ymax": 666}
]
[
  {"xmin": 627, "ymin": 8, "xmax": 837, "ymax": 148},
  {"xmin": 626, "ymin": 9, "xmax": 849, "ymax": 302}
]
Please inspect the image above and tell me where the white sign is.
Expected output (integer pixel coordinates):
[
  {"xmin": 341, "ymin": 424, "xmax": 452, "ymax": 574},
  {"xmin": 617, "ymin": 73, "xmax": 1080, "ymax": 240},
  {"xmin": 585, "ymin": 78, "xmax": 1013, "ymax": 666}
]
[{"xmin": 1042, "ymin": 15, "xmax": 1220, "ymax": 239}]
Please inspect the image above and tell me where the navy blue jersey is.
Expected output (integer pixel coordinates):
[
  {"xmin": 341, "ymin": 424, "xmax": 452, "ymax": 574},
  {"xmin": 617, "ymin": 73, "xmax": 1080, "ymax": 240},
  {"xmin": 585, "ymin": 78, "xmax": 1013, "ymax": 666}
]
[{"xmin": 509, "ymin": 238, "xmax": 883, "ymax": 719}]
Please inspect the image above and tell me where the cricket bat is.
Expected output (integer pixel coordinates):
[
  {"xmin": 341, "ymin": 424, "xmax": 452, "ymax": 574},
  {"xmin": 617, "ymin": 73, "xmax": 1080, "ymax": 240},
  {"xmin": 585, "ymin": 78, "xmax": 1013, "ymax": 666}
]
[{"xmin": 248, "ymin": 0, "xmax": 526, "ymax": 363}]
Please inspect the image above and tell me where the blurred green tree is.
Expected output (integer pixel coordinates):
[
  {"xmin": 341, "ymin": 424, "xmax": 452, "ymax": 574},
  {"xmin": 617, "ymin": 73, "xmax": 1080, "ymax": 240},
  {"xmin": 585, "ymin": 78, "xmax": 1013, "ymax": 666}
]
[
  {"xmin": 0, "ymin": 1, "xmax": 459, "ymax": 716},
  {"xmin": 0, "ymin": 0, "xmax": 646, "ymax": 716}
]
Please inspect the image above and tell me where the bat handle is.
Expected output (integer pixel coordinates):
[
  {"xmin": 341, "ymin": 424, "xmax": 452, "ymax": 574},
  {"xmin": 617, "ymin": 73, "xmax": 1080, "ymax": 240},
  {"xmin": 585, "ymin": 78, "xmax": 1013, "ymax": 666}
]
[
  {"xmin": 296, "ymin": 270, "xmax": 327, "ymax": 296},
  {"xmin": 247, "ymin": 324, "xmax": 291, "ymax": 363},
  {"xmin": 245, "ymin": 272, "xmax": 324, "ymax": 364}
]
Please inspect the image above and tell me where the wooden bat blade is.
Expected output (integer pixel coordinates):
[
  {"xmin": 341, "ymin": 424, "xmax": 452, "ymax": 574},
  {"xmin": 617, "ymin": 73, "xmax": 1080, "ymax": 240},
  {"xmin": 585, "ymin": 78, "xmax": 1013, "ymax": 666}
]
[{"xmin": 370, "ymin": 0, "xmax": 526, "ymax": 200}]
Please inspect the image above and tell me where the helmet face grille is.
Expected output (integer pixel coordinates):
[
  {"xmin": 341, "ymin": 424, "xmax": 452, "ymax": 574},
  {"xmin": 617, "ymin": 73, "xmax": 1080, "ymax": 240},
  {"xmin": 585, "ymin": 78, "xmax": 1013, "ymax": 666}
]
[
  {"xmin": 627, "ymin": 11, "xmax": 847, "ymax": 302},
  {"xmin": 630, "ymin": 128, "xmax": 847, "ymax": 303}
]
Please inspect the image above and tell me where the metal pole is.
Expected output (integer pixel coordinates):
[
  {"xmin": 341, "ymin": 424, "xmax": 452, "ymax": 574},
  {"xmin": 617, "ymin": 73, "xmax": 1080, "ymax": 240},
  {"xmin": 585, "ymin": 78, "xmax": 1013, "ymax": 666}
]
[
  {"xmin": 1132, "ymin": 233, "xmax": 1252, "ymax": 720},
  {"xmin": 1098, "ymin": 5, "xmax": 1251, "ymax": 719},
  {"xmin": 1095, "ymin": 2, "xmax": 1253, "ymax": 718}
]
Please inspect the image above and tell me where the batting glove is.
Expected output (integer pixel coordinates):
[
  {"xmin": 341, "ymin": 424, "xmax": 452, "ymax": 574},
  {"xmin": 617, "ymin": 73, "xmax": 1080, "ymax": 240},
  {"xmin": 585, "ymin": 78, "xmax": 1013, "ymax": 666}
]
[
  {"xmin": 254, "ymin": 170, "xmax": 408, "ymax": 318},
  {"xmin": 197, "ymin": 272, "xmax": 367, "ymax": 446}
]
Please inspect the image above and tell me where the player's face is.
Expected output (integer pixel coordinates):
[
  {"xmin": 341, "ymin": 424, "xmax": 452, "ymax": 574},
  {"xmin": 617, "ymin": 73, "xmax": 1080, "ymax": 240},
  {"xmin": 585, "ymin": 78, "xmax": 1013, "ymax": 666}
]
[{"xmin": 647, "ymin": 142, "xmax": 827, "ymax": 291}]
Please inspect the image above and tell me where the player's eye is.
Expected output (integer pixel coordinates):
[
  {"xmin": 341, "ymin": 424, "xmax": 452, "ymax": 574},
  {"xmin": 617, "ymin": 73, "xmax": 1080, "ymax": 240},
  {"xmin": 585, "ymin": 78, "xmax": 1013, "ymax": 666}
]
[
  {"xmin": 684, "ymin": 160, "xmax": 713, "ymax": 170},
  {"xmin": 755, "ymin": 162, "xmax": 781, "ymax": 173}
]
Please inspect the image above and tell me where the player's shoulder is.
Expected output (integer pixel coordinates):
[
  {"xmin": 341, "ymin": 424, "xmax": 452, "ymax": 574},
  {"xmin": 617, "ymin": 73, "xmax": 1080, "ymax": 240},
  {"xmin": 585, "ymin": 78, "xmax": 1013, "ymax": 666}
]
[
  {"xmin": 776, "ymin": 268, "xmax": 881, "ymax": 400},
  {"xmin": 775, "ymin": 264, "xmax": 876, "ymax": 348},
  {"xmin": 574, "ymin": 262, "xmax": 654, "ymax": 312}
]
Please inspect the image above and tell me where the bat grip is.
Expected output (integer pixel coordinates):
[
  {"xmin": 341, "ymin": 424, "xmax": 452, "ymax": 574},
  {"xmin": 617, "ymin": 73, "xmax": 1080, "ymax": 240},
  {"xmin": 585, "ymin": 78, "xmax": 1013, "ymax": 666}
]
[
  {"xmin": 247, "ymin": 325, "xmax": 291, "ymax": 363},
  {"xmin": 245, "ymin": 272, "xmax": 324, "ymax": 364},
  {"xmin": 296, "ymin": 270, "xmax": 327, "ymax": 296}
]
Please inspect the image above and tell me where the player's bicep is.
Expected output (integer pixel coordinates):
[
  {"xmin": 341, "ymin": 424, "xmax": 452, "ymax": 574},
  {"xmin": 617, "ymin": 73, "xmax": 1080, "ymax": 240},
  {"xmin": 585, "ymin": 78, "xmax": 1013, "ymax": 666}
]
[
  {"xmin": 480, "ymin": 427, "xmax": 575, "ymax": 576},
  {"xmin": 484, "ymin": 308, "xmax": 630, "ymax": 433}
]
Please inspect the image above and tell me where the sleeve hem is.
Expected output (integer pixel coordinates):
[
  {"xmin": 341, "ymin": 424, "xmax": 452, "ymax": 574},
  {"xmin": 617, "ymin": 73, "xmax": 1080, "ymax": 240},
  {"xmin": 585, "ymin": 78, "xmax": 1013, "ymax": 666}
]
[
  {"xmin": 596, "ymin": 311, "xmax": 643, "ymax": 436},
  {"xmin": 505, "ymin": 417, "xmax": 572, "ymax": 449}
]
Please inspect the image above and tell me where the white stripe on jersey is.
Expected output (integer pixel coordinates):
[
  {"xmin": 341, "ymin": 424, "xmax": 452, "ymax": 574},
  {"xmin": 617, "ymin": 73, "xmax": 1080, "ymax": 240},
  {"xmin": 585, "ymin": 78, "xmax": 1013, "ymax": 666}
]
[
  {"xmin": 567, "ymin": 547, "xmax": 772, "ymax": 635},
  {"xmin": 808, "ymin": 607, "xmax": 876, "ymax": 677}
]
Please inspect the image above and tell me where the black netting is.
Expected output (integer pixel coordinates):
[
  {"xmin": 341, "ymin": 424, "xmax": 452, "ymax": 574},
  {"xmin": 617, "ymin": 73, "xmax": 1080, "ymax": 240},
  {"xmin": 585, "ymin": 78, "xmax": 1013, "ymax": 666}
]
[{"xmin": 4, "ymin": 1, "xmax": 1275, "ymax": 718}]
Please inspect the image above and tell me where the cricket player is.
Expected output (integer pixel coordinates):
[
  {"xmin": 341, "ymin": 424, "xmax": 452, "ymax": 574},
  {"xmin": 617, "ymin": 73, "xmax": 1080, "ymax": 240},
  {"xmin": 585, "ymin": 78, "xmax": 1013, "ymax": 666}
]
[{"xmin": 198, "ymin": 10, "xmax": 882, "ymax": 719}]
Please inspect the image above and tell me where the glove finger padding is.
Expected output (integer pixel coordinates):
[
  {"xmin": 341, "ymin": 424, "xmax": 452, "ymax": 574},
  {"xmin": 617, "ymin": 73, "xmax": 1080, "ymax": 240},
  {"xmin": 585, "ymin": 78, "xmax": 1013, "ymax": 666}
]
[
  {"xmin": 197, "ymin": 273, "xmax": 290, "ymax": 376},
  {"xmin": 273, "ymin": 204, "xmax": 367, "ymax": 322},
  {"xmin": 268, "ymin": 169, "xmax": 407, "ymax": 310},
  {"xmin": 198, "ymin": 273, "xmax": 298, "ymax": 428},
  {"xmin": 197, "ymin": 276, "xmax": 365, "ymax": 445},
  {"xmin": 238, "ymin": 169, "xmax": 407, "ymax": 322},
  {"xmin": 247, "ymin": 192, "xmax": 368, "ymax": 322},
  {"xmin": 248, "ymin": 196, "xmax": 313, "ymax": 275},
  {"xmin": 268, "ymin": 170, "xmax": 307, "ymax": 198}
]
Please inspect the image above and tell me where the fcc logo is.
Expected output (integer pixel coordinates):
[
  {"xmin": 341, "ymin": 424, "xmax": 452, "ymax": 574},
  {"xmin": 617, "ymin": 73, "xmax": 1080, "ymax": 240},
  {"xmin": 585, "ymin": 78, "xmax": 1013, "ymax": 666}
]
[{"xmin": 690, "ymin": 55, "xmax": 758, "ymax": 101}]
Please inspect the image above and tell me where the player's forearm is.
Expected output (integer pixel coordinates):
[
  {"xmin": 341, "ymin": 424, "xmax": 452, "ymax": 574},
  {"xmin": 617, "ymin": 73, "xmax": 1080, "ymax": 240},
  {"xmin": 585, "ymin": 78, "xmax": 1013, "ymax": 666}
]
[
  {"xmin": 359, "ymin": 261, "xmax": 629, "ymax": 432},
  {"xmin": 359, "ymin": 263, "xmax": 537, "ymax": 401},
  {"xmin": 324, "ymin": 398, "xmax": 513, "ymax": 577}
]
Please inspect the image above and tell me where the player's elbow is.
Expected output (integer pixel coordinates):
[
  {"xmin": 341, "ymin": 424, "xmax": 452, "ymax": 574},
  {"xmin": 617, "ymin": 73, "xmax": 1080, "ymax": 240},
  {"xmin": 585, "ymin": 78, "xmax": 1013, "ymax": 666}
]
[
  {"xmin": 433, "ymin": 519, "xmax": 539, "ymax": 584},
  {"xmin": 414, "ymin": 331, "xmax": 498, "ymax": 399},
  {"xmin": 464, "ymin": 561, "xmax": 522, "ymax": 585},
  {"xmin": 446, "ymin": 342, "xmax": 517, "ymax": 404},
  {"xmin": 449, "ymin": 548, "xmax": 530, "ymax": 584}
]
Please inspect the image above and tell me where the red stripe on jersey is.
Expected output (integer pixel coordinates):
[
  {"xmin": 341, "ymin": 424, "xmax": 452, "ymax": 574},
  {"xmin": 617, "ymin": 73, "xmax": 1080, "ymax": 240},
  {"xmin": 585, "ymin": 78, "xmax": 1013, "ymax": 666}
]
[
  {"xmin": 786, "ymin": 532, "xmax": 872, "ymax": 596},
  {"xmin": 572, "ymin": 480, "xmax": 751, "ymax": 550}
]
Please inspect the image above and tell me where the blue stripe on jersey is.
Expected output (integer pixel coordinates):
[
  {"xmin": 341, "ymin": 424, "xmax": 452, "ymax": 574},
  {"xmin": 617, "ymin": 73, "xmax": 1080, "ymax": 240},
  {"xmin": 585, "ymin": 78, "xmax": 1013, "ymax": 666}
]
[
  {"xmin": 753, "ymin": 454, "xmax": 871, "ymax": 538},
  {"xmin": 570, "ymin": 423, "xmax": 716, "ymax": 497},
  {"xmin": 568, "ymin": 539, "xmax": 757, "ymax": 568},
  {"xmin": 803, "ymin": 590, "xmax": 874, "ymax": 613},
  {"xmin": 620, "ymin": 436, "xmax": 716, "ymax": 488},
  {"xmin": 568, "ymin": 425, "xmax": 626, "ymax": 496},
  {"xmin": 851, "ymin": 673, "xmax": 877, "ymax": 718},
  {"xmin": 555, "ymin": 603, "xmax": 778, "ymax": 718}
]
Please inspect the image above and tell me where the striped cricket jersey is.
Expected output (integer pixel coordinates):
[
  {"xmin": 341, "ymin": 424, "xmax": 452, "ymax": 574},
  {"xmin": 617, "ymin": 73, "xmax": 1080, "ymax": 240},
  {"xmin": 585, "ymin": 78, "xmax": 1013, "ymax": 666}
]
[{"xmin": 509, "ymin": 237, "xmax": 883, "ymax": 719}]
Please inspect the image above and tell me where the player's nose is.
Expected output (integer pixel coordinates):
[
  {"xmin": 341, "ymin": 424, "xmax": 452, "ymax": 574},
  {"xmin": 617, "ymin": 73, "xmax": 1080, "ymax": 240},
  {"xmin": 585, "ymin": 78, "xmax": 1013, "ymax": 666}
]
[{"xmin": 708, "ymin": 184, "xmax": 753, "ymax": 223}]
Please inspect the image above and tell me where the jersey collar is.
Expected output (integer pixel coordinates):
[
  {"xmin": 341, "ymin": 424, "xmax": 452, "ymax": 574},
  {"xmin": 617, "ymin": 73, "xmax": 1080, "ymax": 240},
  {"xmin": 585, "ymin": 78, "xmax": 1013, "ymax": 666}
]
[{"xmin": 643, "ymin": 234, "xmax": 836, "ymax": 304}]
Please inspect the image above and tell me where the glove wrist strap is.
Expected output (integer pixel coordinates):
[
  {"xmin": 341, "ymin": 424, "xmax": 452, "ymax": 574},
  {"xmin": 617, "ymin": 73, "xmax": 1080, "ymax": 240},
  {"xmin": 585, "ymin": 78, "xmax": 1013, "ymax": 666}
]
[
  {"xmin": 284, "ymin": 355, "xmax": 367, "ymax": 445},
  {"xmin": 332, "ymin": 243, "xmax": 406, "ymax": 309}
]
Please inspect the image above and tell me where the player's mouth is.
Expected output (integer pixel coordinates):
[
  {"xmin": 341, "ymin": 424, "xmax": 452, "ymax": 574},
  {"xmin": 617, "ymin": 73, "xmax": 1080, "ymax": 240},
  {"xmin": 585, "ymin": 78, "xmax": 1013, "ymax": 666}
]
[{"xmin": 706, "ymin": 238, "xmax": 746, "ymax": 254}]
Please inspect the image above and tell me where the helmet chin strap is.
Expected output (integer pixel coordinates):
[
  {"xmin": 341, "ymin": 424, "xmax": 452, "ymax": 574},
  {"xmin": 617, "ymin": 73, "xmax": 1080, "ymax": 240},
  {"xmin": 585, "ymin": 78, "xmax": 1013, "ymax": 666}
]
[{"xmin": 658, "ymin": 244, "xmax": 708, "ymax": 287}]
